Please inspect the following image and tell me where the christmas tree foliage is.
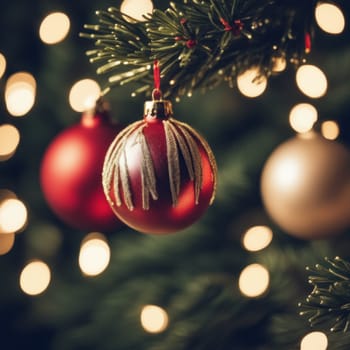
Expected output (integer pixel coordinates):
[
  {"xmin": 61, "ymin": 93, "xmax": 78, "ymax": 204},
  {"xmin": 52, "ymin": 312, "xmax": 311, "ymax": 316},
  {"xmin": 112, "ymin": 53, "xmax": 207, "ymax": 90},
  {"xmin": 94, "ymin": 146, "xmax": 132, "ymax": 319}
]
[
  {"xmin": 1, "ymin": 0, "xmax": 350, "ymax": 349},
  {"xmin": 82, "ymin": 0, "xmax": 314, "ymax": 98}
]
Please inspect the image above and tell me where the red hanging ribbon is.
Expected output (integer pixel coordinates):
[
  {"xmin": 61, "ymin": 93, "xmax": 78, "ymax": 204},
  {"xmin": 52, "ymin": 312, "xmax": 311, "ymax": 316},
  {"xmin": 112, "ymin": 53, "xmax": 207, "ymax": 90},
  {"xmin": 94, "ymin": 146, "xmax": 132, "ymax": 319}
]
[{"xmin": 153, "ymin": 60, "xmax": 161, "ymax": 100}]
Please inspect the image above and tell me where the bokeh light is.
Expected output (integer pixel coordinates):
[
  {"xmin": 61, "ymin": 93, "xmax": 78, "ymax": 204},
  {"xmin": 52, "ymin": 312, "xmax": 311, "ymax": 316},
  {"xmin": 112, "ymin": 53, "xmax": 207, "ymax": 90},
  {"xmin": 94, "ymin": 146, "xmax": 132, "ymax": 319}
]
[
  {"xmin": 0, "ymin": 233, "xmax": 15, "ymax": 255},
  {"xmin": 315, "ymin": 2, "xmax": 345, "ymax": 34},
  {"xmin": 20, "ymin": 260, "xmax": 51, "ymax": 296},
  {"xmin": 5, "ymin": 72, "xmax": 36, "ymax": 116},
  {"xmin": 39, "ymin": 12, "xmax": 71, "ymax": 44},
  {"xmin": 0, "ymin": 190, "xmax": 17, "ymax": 254},
  {"xmin": 289, "ymin": 103, "xmax": 318, "ymax": 133},
  {"xmin": 0, "ymin": 198, "xmax": 28, "ymax": 233},
  {"xmin": 239, "ymin": 263, "xmax": 270, "ymax": 298},
  {"xmin": 69, "ymin": 79, "xmax": 101, "ymax": 112},
  {"xmin": 237, "ymin": 67, "xmax": 267, "ymax": 98},
  {"xmin": 321, "ymin": 120, "xmax": 339, "ymax": 140},
  {"xmin": 271, "ymin": 56, "xmax": 287, "ymax": 73},
  {"xmin": 5, "ymin": 84, "xmax": 36, "ymax": 116},
  {"xmin": 6, "ymin": 71, "xmax": 36, "ymax": 90},
  {"xmin": 242, "ymin": 226, "xmax": 273, "ymax": 252},
  {"xmin": 300, "ymin": 331, "xmax": 328, "ymax": 350},
  {"xmin": 79, "ymin": 232, "xmax": 111, "ymax": 276},
  {"xmin": 296, "ymin": 65, "xmax": 327, "ymax": 98},
  {"xmin": 120, "ymin": 0, "xmax": 154, "ymax": 21},
  {"xmin": 0, "ymin": 124, "xmax": 20, "ymax": 161},
  {"xmin": 140, "ymin": 305, "xmax": 169, "ymax": 333},
  {"xmin": 0, "ymin": 52, "xmax": 6, "ymax": 79}
]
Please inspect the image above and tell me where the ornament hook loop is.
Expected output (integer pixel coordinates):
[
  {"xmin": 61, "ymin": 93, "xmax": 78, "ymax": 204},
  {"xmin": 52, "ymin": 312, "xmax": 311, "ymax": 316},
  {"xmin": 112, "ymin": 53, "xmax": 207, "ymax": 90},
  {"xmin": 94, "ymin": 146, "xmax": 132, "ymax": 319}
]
[{"xmin": 152, "ymin": 88, "xmax": 162, "ymax": 101}]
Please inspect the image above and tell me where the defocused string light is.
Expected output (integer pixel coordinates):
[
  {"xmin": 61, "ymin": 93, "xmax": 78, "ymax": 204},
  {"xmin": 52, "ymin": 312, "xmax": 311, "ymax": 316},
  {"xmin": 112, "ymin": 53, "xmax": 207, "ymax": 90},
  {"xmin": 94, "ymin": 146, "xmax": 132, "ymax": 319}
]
[
  {"xmin": 0, "ymin": 124, "xmax": 20, "ymax": 161},
  {"xmin": 238, "ymin": 263, "xmax": 270, "ymax": 298},
  {"xmin": 0, "ymin": 52, "xmax": 6, "ymax": 79},
  {"xmin": 0, "ymin": 198, "xmax": 28, "ymax": 233},
  {"xmin": 321, "ymin": 120, "xmax": 339, "ymax": 140},
  {"xmin": 6, "ymin": 71, "xmax": 36, "ymax": 90},
  {"xmin": 271, "ymin": 56, "xmax": 287, "ymax": 73},
  {"xmin": 289, "ymin": 103, "xmax": 318, "ymax": 133},
  {"xmin": 20, "ymin": 260, "xmax": 51, "ymax": 296},
  {"xmin": 300, "ymin": 331, "xmax": 328, "ymax": 350},
  {"xmin": 0, "ymin": 233, "xmax": 15, "ymax": 255},
  {"xmin": 242, "ymin": 226, "xmax": 273, "ymax": 252},
  {"xmin": 5, "ymin": 72, "xmax": 36, "ymax": 116},
  {"xmin": 315, "ymin": 2, "xmax": 345, "ymax": 34},
  {"xmin": 140, "ymin": 305, "xmax": 169, "ymax": 333},
  {"xmin": 237, "ymin": 67, "xmax": 267, "ymax": 98},
  {"xmin": 39, "ymin": 12, "xmax": 71, "ymax": 44},
  {"xmin": 5, "ymin": 83, "xmax": 36, "ymax": 116},
  {"xmin": 296, "ymin": 65, "xmax": 327, "ymax": 98},
  {"xmin": 79, "ymin": 232, "xmax": 110, "ymax": 276},
  {"xmin": 120, "ymin": 0, "xmax": 154, "ymax": 21},
  {"xmin": 69, "ymin": 79, "xmax": 101, "ymax": 112}
]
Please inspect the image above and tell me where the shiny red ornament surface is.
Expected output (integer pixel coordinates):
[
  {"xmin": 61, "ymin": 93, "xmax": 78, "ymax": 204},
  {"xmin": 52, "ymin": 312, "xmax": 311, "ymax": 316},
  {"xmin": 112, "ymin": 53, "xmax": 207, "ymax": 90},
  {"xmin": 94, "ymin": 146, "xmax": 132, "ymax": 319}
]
[
  {"xmin": 40, "ymin": 110, "xmax": 123, "ymax": 232},
  {"xmin": 103, "ymin": 101, "xmax": 217, "ymax": 234}
]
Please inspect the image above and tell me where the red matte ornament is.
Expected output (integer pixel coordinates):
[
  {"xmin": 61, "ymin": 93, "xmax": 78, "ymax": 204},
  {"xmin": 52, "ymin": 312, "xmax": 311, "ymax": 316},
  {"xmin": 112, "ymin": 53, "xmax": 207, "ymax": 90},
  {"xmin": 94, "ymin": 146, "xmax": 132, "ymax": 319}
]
[
  {"xmin": 40, "ymin": 101, "xmax": 123, "ymax": 232},
  {"xmin": 102, "ymin": 98, "xmax": 217, "ymax": 234}
]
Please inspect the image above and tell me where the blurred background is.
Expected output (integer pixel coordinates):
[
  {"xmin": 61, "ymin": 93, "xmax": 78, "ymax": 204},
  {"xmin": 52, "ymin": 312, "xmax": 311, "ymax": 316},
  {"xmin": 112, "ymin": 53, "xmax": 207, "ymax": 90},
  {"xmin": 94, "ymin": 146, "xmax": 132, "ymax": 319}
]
[{"xmin": 1, "ymin": 0, "xmax": 350, "ymax": 349}]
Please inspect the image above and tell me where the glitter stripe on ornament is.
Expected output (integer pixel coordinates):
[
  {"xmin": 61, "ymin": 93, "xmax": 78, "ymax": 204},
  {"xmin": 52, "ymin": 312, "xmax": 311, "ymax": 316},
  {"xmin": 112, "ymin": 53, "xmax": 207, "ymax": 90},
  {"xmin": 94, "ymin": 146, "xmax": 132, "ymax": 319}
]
[
  {"xmin": 102, "ymin": 120, "xmax": 143, "ymax": 209},
  {"xmin": 102, "ymin": 117, "xmax": 217, "ymax": 212},
  {"xmin": 174, "ymin": 119, "xmax": 217, "ymax": 205},
  {"xmin": 138, "ymin": 126, "xmax": 158, "ymax": 210},
  {"xmin": 164, "ymin": 120, "xmax": 181, "ymax": 206}
]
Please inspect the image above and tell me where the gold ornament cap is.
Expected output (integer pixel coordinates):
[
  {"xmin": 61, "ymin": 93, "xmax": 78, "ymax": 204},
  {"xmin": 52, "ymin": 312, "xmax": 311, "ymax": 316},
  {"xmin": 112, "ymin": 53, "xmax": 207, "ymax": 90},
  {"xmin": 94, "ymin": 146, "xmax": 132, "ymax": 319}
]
[{"xmin": 144, "ymin": 100, "xmax": 173, "ymax": 121}]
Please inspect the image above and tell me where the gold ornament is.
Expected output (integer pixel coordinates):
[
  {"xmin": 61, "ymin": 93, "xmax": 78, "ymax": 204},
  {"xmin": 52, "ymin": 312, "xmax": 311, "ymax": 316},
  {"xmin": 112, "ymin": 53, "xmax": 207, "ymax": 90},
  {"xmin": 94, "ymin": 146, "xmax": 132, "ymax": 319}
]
[{"xmin": 260, "ymin": 132, "xmax": 350, "ymax": 239}]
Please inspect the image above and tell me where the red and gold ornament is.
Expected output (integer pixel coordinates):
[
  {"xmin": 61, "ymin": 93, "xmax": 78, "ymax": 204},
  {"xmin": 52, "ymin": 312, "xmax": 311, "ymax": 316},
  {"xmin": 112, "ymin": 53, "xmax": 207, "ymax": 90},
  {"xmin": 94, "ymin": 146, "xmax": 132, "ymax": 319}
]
[
  {"xmin": 40, "ymin": 100, "xmax": 123, "ymax": 232},
  {"xmin": 102, "ymin": 63, "xmax": 217, "ymax": 234}
]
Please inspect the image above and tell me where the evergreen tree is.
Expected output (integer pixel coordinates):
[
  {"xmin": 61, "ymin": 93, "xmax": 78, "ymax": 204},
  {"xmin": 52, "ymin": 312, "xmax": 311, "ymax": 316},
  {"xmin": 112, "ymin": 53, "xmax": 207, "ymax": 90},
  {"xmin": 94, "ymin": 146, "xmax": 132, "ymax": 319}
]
[{"xmin": 1, "ymin": 1, "xmax": 350, "ymax": 349}]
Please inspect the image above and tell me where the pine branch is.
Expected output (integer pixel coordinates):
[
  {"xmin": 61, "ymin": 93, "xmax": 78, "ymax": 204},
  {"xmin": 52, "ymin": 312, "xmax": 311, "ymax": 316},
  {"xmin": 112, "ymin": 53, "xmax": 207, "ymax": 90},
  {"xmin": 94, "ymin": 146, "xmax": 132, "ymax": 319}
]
[
  {"xmin": 81, "ymin": 0, "xmax": 317, "ymax": 98},
  {"xmin": 299, "ymin": 257, "xmax": 350, "ymax": 333}
]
